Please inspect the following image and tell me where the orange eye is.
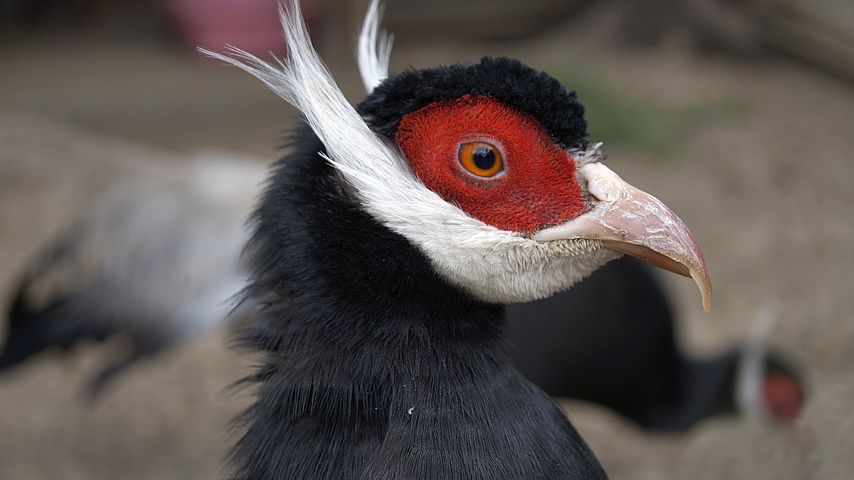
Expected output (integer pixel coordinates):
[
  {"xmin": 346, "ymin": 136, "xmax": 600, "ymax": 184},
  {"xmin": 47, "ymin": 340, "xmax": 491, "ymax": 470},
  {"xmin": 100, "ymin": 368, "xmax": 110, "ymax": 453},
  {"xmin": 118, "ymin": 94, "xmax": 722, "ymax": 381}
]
[{"xmin": 458, "ymin": 142, "xmax": 504, "ymax": 178}]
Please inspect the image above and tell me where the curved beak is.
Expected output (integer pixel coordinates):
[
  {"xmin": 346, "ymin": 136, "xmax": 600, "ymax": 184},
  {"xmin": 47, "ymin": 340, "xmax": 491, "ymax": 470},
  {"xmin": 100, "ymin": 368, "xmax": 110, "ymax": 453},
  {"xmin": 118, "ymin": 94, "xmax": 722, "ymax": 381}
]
[{"xmin": 534, "ymin": 162, "xmax": 712, "ymax": 312}]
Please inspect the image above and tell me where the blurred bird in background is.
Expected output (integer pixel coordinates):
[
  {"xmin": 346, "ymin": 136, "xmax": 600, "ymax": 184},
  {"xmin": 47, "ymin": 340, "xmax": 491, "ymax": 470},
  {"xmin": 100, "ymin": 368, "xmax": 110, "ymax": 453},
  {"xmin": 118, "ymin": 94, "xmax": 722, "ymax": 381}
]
[
  {"xmin": 0, "ymin": 153, "xmax": 263, "ymax": 397},
  {"xmin": 0, "ymin": 190, "xmax": 804, "ymax": 424},
  {"xmin": 508, "ymin": 260, "xmax": 804, "ymax": 430}
]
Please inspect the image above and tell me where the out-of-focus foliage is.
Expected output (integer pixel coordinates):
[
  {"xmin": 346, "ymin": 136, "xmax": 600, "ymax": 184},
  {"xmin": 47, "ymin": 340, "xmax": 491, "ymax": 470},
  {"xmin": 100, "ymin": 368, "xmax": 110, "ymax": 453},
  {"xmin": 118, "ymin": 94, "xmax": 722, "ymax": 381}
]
[{"xmin": 556, "ymin": 73, "xmax": 747, "ymax": 154}]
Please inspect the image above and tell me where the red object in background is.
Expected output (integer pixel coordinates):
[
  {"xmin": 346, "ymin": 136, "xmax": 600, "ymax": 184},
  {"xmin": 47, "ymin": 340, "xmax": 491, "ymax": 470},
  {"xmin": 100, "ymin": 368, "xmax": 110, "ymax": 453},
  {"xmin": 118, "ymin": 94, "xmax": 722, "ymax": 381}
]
[{"xmin": 163, "ymin": 0, "xmax": 320, "ymax": 56}]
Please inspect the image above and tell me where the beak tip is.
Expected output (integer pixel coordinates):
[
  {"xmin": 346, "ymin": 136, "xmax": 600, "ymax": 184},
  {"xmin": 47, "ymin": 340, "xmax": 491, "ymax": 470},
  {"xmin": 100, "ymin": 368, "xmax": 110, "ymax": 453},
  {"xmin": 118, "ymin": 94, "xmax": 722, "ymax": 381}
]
[{"xmin": 691, "ymin": 269, "xmax": 713, "ymax": 313}]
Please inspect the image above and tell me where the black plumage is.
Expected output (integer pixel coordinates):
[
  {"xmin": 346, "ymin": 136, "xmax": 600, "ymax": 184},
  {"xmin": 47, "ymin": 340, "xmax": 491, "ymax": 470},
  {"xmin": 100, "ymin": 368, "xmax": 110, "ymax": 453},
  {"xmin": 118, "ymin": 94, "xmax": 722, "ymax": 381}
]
[
  {"xmin": 232, "ymin": 127, "xmax": 605, "ymax": 479},
  {"xmin": 359, "ymin": 57, "xmax": 589, "ymax": 150}
]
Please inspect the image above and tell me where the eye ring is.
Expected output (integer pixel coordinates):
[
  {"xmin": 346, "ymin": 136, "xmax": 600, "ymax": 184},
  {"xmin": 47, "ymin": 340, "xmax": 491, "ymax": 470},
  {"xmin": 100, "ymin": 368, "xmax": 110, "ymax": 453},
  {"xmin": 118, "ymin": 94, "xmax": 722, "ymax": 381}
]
[{"xmin": 458, "ymin": 142, "xmax": 504, "ymax": 178}]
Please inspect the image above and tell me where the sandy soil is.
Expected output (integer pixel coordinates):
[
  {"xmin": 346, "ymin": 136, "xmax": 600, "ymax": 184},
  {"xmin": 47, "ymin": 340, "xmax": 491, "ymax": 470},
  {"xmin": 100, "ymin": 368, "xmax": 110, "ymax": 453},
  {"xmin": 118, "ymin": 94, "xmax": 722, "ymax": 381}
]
[{"xmin": 1, "ymin": 19, "xmax": 853, "ymax": 479}]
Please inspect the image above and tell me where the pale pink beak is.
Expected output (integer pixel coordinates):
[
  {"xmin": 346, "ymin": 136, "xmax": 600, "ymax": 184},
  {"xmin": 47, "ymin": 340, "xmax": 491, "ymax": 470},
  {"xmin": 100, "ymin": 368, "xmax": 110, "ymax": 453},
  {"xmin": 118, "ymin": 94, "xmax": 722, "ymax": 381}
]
[{"xmin": 534, "ymin": 163, "xmax": 712, "ymax": 312}]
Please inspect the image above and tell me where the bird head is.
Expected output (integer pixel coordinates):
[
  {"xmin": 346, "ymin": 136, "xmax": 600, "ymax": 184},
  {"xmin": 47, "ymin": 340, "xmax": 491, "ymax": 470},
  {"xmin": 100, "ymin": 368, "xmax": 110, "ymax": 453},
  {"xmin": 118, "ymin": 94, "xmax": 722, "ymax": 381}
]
[{"xmin": 205, "ymin": 0, "xmax": 711, "ymax": 310}]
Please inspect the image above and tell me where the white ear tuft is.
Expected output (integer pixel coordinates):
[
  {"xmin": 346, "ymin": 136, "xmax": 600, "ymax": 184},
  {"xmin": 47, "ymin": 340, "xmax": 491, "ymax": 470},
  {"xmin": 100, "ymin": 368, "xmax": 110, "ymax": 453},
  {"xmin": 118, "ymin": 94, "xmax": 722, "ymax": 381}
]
[
  {"xmin": 198, "ymin": 0, "xmax": 402, "ymax": 191},
  {"xmin": 358, "ymin": 0, "xmax": 394, "ymax": 93}
]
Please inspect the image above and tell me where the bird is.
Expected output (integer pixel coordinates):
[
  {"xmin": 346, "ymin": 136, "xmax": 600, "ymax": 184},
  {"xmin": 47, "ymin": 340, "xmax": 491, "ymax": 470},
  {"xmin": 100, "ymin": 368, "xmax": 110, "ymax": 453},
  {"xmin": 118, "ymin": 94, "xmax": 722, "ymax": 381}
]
[
  {"xmin": 0, "ymin": 153, "xmax": 263, "ymax": 397},
  {"xmin": 201, "ymin": 0, "xmax": 715, "ymax": 477},
  {"xmin": 507, "ymin": 256, "xmax": 804, "ymax": 430}
]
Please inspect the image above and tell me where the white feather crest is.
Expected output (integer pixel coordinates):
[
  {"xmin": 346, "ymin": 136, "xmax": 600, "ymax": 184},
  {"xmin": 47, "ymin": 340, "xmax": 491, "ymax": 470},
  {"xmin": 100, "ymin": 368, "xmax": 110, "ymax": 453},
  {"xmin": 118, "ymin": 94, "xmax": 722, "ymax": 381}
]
[
  {"xmin": 358, "ymin": 0, "xmax": 394, "ymax": 93},
  {"xmin": 201, "ymin": 1, "xmax": 615, "ymax": 303}
]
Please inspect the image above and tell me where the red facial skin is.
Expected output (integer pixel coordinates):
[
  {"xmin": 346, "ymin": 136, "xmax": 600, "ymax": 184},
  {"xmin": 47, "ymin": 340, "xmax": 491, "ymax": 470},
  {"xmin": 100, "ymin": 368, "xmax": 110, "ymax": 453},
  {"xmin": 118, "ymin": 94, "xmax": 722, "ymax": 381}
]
[
  {"xmin": 763, "ymin": 371, "xmax": 804, "ymax": 423},
  {"xmin": 395, "ymin": 95, "xmax": 587, "ymax": 234}
]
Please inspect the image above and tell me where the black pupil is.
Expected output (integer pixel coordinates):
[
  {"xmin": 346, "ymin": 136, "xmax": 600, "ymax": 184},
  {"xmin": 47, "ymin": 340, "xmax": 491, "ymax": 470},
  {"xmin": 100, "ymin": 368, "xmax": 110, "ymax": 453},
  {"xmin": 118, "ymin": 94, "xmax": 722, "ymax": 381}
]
[{"xmin": 472, "ymin": 147, "xmax": 496, "ymax": 170}]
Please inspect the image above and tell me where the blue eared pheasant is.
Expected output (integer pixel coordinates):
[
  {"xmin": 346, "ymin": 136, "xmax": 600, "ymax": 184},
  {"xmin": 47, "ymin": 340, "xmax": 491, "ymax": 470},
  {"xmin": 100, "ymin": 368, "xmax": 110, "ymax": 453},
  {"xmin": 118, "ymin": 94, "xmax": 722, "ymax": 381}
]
[{"xmin": 202, "ymin": 1, "xmax": 713, "ymax": 478}]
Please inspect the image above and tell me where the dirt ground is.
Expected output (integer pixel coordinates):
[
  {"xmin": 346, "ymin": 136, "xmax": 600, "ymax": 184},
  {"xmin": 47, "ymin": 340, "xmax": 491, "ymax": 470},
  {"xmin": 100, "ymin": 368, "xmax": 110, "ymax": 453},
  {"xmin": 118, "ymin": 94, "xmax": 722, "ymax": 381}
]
[{"xmin": 1, "ymin": 13, "xmax": 853, "ymax": 480}]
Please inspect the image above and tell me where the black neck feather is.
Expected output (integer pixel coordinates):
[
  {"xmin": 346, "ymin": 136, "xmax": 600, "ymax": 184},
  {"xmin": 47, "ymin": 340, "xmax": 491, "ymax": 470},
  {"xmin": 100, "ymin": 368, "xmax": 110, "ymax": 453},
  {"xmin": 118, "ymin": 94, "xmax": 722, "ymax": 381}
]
[{"xmin": 232, "ymin": 126, "xmax": 605, "ymax": 480}]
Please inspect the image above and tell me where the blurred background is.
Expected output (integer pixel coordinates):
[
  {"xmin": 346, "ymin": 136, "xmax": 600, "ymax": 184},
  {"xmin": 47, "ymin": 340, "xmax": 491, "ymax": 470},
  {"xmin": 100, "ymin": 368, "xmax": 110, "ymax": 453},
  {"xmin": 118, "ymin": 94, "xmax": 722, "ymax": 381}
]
[{"xmin": 1, "ymin": 0, "xmax": 853, "ymax": 478}]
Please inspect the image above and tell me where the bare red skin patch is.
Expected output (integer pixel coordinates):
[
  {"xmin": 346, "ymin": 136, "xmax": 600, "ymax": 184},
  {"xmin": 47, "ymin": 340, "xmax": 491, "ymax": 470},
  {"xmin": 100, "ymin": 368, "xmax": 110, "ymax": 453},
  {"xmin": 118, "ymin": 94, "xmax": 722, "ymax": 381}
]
[
  {"xmin": 395, "ymin": 95, "xmax": 587, "ymax": 234},
  {"xmin": 763, "ymin": 371, "xmax": 804, "ymax": 423}
]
